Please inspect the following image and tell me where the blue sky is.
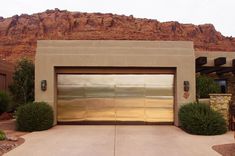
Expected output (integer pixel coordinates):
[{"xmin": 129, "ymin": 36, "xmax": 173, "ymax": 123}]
[{"xmin": 1, "ymin": 0, "xmax": 234, "ymax": 37}]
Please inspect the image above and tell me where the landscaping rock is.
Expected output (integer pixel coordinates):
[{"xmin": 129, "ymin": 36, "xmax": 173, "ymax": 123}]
[
  {"xmin": 0, "ymin": 143, "xmax": 17, "ymax": 153},
  {"xmin": 6, "ymin": 135, "xmax": 18, "ymax": 142}
]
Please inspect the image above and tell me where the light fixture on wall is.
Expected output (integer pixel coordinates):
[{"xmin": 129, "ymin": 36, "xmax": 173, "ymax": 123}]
[
  {"xmin": 184, "ymin": 81, "xmax": 190, "ymax": 92},
  {"xmin": 41, "ymin": 80, "xmax": 47, "ymax": 91}
]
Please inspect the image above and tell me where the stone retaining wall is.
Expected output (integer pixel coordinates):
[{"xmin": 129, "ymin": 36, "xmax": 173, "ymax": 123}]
[{"xmin": 209, "ymin": 94, "xmax": 232, "ymax": 124}]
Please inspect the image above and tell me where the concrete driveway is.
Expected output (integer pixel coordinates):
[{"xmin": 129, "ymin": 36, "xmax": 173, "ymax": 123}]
[{"xmin": 5, "ymin": 126, "xmax": 234, "ymax": 156}]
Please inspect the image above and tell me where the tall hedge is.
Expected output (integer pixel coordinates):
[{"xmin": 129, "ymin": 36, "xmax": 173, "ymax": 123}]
[
  {"xmin": 196, "ymin": 75, "xmax": 220, "ymax": 98},
  {"xmin": 9, "ymin": 58, "xmax": 35, "ymax": 108}
]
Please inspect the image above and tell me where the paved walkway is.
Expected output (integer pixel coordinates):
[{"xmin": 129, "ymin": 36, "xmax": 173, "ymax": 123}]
[{"xmin": 5, "ymin": 126, "xmax": 234, "ymax": 156}]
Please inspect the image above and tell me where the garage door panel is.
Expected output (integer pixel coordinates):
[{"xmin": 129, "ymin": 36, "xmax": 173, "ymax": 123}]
[
  {"xmin": 85, "ymin": 84, "xmax": 115, "ymax": 98},
  {"xmin": 145, "ymin": 98, "xmax": 173, "ymax": 108},
  {"xmin": 57, "ymin": 97, "xmax": 87, "ymax": 121},
  {"xmin": 116, "ymin": 107, "xmax": 145, "ymax": 121},
  {"xmin": 86, "ymin": 98, "xmax": 115, "ymax": 108},
  {"xmin": 58, "ymin": 85, "xmax": 85, "ymax": 97},
  {"xmin": 86, "ymin": 107, "xmax": 115, "ymax": 121},
  {"xmin": 145, "ymin": 87, "xmax": 173, "ymax": 97},
  {"xmin": 115, "ymin": 84, "xmax": 145, "ymax": 98},
  {"xmin": 86, "ymin": 98, "xmax": 115, "ymax": 121},
  {"xmin": 145, "ymin": 108, "xmax": 174, "ymax": 122},
  {"xmin": 57, "ymin": 106, "xmax": 86, "ymax": 122},
  {"xmin": 115, "ymin": 98, "xmax": 145, "ymax": 107},
  {"xmin": 146, "ymin": 117, "xmax": 173, "ymax": 122}
]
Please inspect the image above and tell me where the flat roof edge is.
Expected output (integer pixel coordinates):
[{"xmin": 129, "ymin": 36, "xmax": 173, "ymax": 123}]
[
  {"xmin": 196, "ymin": 51, "xmax": 235, "ymax": 53},
  {"xmin": 37, "ymin": 40, "xmax": 194, "ymax": 49}
]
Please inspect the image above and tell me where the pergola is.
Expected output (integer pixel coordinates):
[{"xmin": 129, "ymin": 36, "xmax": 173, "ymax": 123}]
[{"xmin": 196, "ymin": 57, "xmax": 235, "ymax": 75}]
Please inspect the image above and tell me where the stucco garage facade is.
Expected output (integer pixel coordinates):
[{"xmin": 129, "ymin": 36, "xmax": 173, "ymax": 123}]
[{"xmin": 35, "ymin": 40, "xmax": 196, "ymax": 126}]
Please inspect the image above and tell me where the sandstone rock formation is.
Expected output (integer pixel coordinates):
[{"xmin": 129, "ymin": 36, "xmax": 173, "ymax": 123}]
[{"xmin": 0, "ymin": 9, "xmax": 234, "ymax": 63}]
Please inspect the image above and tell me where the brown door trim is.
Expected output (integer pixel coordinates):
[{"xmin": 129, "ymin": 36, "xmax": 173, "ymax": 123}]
[
  {"xmin": 57, "ymin": 121, "xmax": 174, "ymax": 125},
  {"xmin": 55, "ymin": 67, "xmax": 176, "ymax": 125},
  {"xmin": 55, "ymin": 67, "xmax": 176, "ymax": 74}
]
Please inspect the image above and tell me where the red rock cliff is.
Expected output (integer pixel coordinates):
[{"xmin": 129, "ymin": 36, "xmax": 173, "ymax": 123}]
[{"xmin": 0, "ymin": 9, "xmax": 234, "ymax": 63}]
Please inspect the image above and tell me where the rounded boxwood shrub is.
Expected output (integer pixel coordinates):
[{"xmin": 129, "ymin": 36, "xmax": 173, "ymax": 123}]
[
  {"xmin": 16, "ymin": 102, "xmax": 54, "ymax": 132},
  {"xmin": 179, "ymin": 102, "xmax": 227, "ymax": 135},
  {"xmin": 0, "ymin": 130, "xmax": 6, "ymax": 140},
  {"xmin": 0, "ymin": 91, "xmax": 11, "ymax": 114}
]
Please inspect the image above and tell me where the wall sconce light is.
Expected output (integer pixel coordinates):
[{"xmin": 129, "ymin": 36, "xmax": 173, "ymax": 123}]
[
  {"xmin": 184, "ymin": 81, "xmax": 190, "ymax": 92},
  {"xmin": 41, "ymin": 80, "xmax": 47, "ymax": 91}
]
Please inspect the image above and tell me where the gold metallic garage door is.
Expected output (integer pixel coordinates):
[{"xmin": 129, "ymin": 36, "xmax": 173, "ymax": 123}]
[{"xmin": 57, "ymin": 74, "xmax": 174, "ymax": 123}]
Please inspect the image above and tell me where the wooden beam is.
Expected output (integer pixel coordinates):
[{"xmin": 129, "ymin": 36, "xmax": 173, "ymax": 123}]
[
  {"xmin": 216, "ymin": 59, "xmax": 235, "ymax": 75},
  {"xmin": 200, "ymin": 67, "xmax": 222, "ymax": 74},
  {"xmin": 216, "ymin": 67, "xmax": 234, "ymax": 75},
  {"xmin": 232, "ymin": 59, "xmax": 235, "ymax": 67},
  {"xmin": 214, "ymin": 57, "xmax": 226, "ymax": 66},
  {"xmin": 196, "ymin": 66, "xmax": 209, "ymax": 73},
  {"xmin": 196, "ymin": 57, "xmax": 207, "ymax": 66}
]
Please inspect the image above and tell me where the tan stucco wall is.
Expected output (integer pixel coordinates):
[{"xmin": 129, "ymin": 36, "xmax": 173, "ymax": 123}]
[{"xmin": 35, "ymin": 40, "xmax": 196, "ymax": 126}]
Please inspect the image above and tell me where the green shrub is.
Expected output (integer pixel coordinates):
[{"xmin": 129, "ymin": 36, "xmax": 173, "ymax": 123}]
[
  {"xmin": 179, "ymin": 102, "xmax": 227, "ymax": 135},
  {"xmin": 16, "ymin": 102, "xmax": 54, "ymax": 132},
  {"xmin": 0, "ymin": 130, "xmax": 6, "ymax": 140},
  {"xmin": 0, "ymin": 91, "xmax": 11, "ymax": 114},
  {"xmin": 196, "ymin": 75, "xmax": 220, "ymax": 98}
]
